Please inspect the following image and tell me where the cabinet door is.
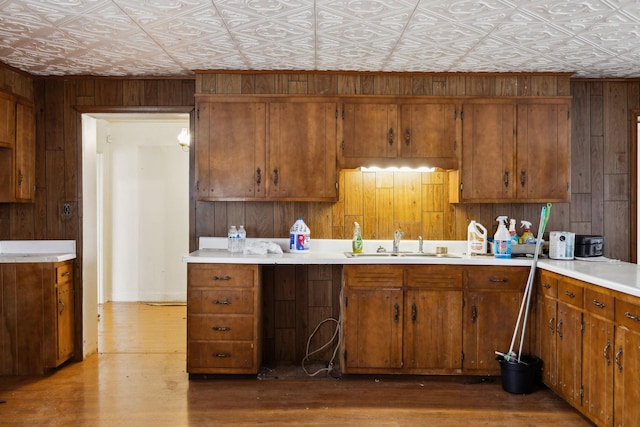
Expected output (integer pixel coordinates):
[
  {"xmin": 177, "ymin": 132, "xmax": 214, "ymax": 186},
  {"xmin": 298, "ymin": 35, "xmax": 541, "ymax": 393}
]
[
  {"xmin": 341, "ymin": 102, "xmax": 398, "ymax": 161},
  {"xmin": 0, "ymin": 92, "xmax": 15, "ymax": 148},
  {"xmin": 460, "ymin": 102, "xmax": 516, "ymax": 202},
  {"xmin": 343, "ymin": 287, "xmax": 403, "ymax": 370},
  {"xmin": 536, "ymin": 294, "xmax": 558, "ymax": 389},
  {"xmin": 400, "ymin": 102, "xmax": 457, "ymax": 167},
  {"xmin": 516, "ymin": 102, "xmax": 570, "ymax": 201},
  {"xmin": 195, "ymin": 101, "xmax": 266, "ymax": 200},
  {"xmin": 268, "ymin": 102, "xmax": 337, "ymax": 200},
  {"xmin": 583, "ymin": 312, "xmax": 614, "ymax": 427},
  {"xmin": 463, "ymin": 290, "xmax": 522, "ymax": 374},
  {"xmin": 14, "ymin": 101, "xmax": 35, "ymax": 201},
  {"xmin": 556, "ymin": 301, "xmax": 583, "ymax": 407},
  {"xmin": 404, "ymin": 289, "xmax": 462, "ymax": 371},
  {"xmin": 614, "ymin": 327, "xmax": 640, "ymax": 427},
  {"xmin": 55, "ymin": 281, "xmax": 75, "ymax": 365}
]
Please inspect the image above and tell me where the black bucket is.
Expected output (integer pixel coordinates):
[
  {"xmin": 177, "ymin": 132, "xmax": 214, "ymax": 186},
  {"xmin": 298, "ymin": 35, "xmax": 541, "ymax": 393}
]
[{"xmin": 496, "ymin": 354, "xmax": 541, "ymax": 394}]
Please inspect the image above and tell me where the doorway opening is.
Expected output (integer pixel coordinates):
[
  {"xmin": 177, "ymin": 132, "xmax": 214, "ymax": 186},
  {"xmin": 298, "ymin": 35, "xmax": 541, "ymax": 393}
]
[{"xmin": 82, "ymin": 113, "xmax": 190, "ymax": 355}]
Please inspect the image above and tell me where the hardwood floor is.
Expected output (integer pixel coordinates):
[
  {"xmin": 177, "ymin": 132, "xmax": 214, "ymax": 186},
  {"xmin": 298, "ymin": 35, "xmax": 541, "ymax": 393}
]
[{"xmin": 0, "ymin": 302, "xmax": 593, "ymax": 426}]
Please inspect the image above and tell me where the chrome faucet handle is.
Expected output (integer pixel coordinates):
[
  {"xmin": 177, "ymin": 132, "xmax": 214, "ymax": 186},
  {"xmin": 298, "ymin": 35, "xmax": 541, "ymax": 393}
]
[{"xmin": 393, "ymin": 229, "xmax": 404, "ymax": 252}]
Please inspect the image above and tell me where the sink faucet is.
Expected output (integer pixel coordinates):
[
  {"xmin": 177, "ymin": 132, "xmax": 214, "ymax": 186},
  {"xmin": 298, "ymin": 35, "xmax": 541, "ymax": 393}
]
[{"xmin": 393, "ymin": 230, "xmax": 404, "ymax": 253}]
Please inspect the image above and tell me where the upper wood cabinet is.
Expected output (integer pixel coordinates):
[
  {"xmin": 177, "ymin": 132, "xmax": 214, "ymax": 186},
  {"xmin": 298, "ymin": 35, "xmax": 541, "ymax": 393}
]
[
  {"xmin": 450, "ymin": 97, "xmax": 571, "ymax": 203},
  {"xmin": 195, "ymin": 96, "xmax": 338, "ymax": 202},
  {"xmin": 340, "ymin": 98, "xmax": 458, "ymax": 170},
  {"xmin": 0, "ymin": 91, "xmax": 35, "ymax": 203}
]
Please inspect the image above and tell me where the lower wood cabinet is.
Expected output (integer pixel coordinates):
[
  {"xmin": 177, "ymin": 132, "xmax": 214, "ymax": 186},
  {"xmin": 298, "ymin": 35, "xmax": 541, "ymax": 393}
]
[
  {"xmin": 0, "ymin": 261, "xmax": 75, "ymax": 375},
  {"xmin": 535, "ymin": 270, "xmax": 640, "ymax": 427},
  {"xmin": 341, "ymin": 264, "xmax": 526, "ymax": 375},
  {"xmin": 187, "ymin": 263, "xmax": 261, "ymax": 374}
]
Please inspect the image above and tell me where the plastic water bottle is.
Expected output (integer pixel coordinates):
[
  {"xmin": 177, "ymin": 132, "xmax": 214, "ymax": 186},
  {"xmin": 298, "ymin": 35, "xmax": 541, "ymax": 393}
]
[
  {"xmin": 289, "ymin": 218, "xmax": 310, "ymax": 252},
  {"xmin": 228, "ymin": 225, "xmax": 238, "ymax": 253},
  {"xmin": 238, "ymin": 225, "xmax": 246, "ymax": 253}
]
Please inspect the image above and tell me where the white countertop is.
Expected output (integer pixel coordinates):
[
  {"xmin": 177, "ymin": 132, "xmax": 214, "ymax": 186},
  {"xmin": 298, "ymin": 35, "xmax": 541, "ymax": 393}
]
[
  {"xmin": 184, "ymin": 237, "xmax": 640, "ymax": 298},
  {"xmin": 0, "ymin": 240, "xmax": 77, "ymax": 263}
]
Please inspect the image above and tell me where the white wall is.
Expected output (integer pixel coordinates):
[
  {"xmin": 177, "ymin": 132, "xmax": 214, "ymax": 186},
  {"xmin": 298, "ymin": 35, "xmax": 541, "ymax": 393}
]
[{"xmin": 98, "ymin": 119, "xmax": 189, "ymax": 302}]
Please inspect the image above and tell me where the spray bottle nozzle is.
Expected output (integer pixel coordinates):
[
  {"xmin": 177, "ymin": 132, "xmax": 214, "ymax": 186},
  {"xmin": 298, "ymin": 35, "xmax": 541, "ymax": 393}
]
[
  {"xmin": 496, "ymin": 215, "xmax": 508, "ymax": 224},
  {"xmin": 520, "ymin": 220, "xmax": 532, "ymax": 229}
]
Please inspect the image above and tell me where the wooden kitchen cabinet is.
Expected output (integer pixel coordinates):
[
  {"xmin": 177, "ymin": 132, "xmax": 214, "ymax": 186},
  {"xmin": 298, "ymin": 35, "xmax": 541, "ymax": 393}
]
[
  {"xmin": 535, "ymin": 271, "xmax": 559, "ymax": 388},
  {"xmin": 0, "ymin": 261, "xmax": 74, "ymax": 375},
  {"xmin": 451, "ymin": 97, "xmax": 570, "ymax": 203},
  {"xmin": 0, "ymin": 92, "xmax": 35, "ymax": 203},
  {"xmin": 195, "ymin": 96, "xmax": 338, "ymax": 202},
  {"xmin": 556, "ymin": 279, "xmax": 583, "ymax": 407},
  {"xmin": 462, "ymin": 266, "xmax": 528, "ymax": 375},
  {"xmin": 195, "ymin": 100, "xmax": 266, "ymax": 200},
  {"xmin": 341, "ymin": 265, "xmax": 404, "ymax": 372},
  {"xmin": 582, "ymin": 287, "xmax": 615, "ymax": 427},
  {"xmin": 187, "ymin": 263, "xmax": 261, "ymax": 374},
  {"xmin": 340, "ymin": 98, "xmax": 458, "ymax": 169},
  {"xmin": 613, "ymin": 298, "xmax": 640, "ymax": 427},
  {"xmin": 404, "ymin": 266, "xmax": 463, "ymax": 372}
]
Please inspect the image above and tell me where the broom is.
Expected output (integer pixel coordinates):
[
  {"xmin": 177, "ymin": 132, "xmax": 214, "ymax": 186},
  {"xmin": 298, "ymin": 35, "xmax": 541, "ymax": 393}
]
[{"xmin": 497, "ymin": 202, "xmax": 551, "ymax": 363}]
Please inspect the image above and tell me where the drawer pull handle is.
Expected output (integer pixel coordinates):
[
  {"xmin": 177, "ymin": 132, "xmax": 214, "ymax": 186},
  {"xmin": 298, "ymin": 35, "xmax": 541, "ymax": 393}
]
[
  {"xmin": 542, "ymin": 282, "xmax": 551, "ymax": 289},
  {"xmin": 214, "ymin": 353, "xmax": 231, "ymax": 358},
  {"xmin": 603, "ymin": 340, "xmax": 611, "ymax": 365},
  {"xmin": 212, "ymin": 299, "xmax": 231, "ymax": 305},
  {"xmin": 61, "ymin": 271, "xmax": 71, "ymax": 277},
  {"xmin": 411, "ymin": 303, "xmax": 417, "ymax": 323},
  {"xmin": 592, "ymin": 299, "xmax": 606, "ymax": 308},
  {"xmin": 212, "ymin": 326, "xmax": 231, "ymax": 332},
  {"xmin": 489, "ymin": 277, "xmax": 507, "ymax": 283},
  {"xmin": 564, "ymin": 290, "xmax": 575, "ymax": 298},
  {"xmin": 212, "ymin": 275, "xmax": 231, "ymax": 281},
  {"xmin": 615, "ymin": 346, "xmax": 623, "ymax": 372},
  {"xmin": 625, "ymin": 312, "xmax": 640, "ymax": 322},
  {"xmin": 394, "ymin": 303, "xmax": 399, "ymax": 323},
  {"xmin": 548, "ymin": 316, "xmax": 555, "ymax": 334}
]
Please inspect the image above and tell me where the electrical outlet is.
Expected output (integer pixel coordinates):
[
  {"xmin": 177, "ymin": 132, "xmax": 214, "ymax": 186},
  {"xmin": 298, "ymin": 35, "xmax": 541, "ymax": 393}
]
[{"xmin": 63, "ymin": 203, "xmax": 72, "ymax": 217}]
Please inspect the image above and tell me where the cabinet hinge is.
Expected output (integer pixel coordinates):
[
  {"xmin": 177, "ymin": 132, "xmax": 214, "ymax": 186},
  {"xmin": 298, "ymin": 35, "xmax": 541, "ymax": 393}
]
[
  {"xmin": 460, "ymin": 110, "xmax": 464, "ymax": 120},
  {"xmin": 197, "ymin": 108, "xmax": 200, "ymax": 120},
  {"xmin": 341, "ymin": 140, "xmax": 345, "ymax": 150},
  {"xmin": 454, "ymin": 109, "xmax": 458, "ymax": 120},
  {"xmin": 459, "ymin": 183, "xmax": 464, "ymax": 192},
  {"xmin": 581, "ymin": 321, "xmax": 585, "ymax": 333},
  {"xmin": 567, "ymin": 110, "xmax": 570, "ymax": 120},
  {"xmin": 579, "ymin": 386, "xmax": 584, "ymax": 398},
  {"xmin": 342, "ymin": 109, "xmax": 345, "ymax": 119},
  {"xmin": 461, "ymin": 352, "xmax": 464, "ymax": 361},
  {"xmin": 453, "ymin": 140, "xmax": 457, "ymax": 151},
  {"xmin": 335, "ymin": 109, "xmax": 339, "ymax": 119},
  {"xmin": 335, "ymin": 181, "xmax": 339, "ymax": 191}
]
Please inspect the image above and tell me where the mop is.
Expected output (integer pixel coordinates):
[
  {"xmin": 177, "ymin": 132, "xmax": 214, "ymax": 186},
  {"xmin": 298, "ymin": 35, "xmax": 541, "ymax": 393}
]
[{"xmin": 497, "ymin": 203, "xmax": 552, "ymax": 363}]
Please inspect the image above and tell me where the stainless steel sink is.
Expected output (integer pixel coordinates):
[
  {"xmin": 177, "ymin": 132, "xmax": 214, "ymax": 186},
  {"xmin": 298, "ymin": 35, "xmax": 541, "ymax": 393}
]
[{"xmin": 344, "ymin": 251, "xmax": 461, "ymax": 258}]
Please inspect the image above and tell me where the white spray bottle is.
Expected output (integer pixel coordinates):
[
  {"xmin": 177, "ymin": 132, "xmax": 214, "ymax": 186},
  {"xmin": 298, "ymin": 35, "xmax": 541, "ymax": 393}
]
[{"xmin": 494, "ymin": 216, "xmax": 511, "ymax": 258}]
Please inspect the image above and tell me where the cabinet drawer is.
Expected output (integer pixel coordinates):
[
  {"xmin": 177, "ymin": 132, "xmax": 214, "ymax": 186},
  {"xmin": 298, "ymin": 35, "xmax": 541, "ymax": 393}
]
[
  {"xmin": 537, "ymin": 271, "xmax": 558, "ymax": 298},
  {"xmin": 56, "ymin": 262, "xmax": 73, "ymax": 285},
  {"xmin": 615, "ymin": 299, "xmax": 640, "ymax": 332},
  {"xmin": 188, "ymin": 264, "xmax": 256, "ymax": 288},
  {"xmin": 189, "ymin": 315, "xmax": 254, "ymax": 340},
  {"xmin": 464, "ymin": 267, "xmax": 527, "ymax": 290},
  {"xmin": 406, "ymin": 265, "xmax": 462, "ymax": 288},
  {"xmin": 584, "ymin": 288, "xmax": 613, "ymax": 320},
  {"xmin": 189, "ymin": 289, "xmax": 254, "ymax": 314},
  {"xmin": 188, "ymin": 341, "xmax": 256, "ymax": 370},
  {"xmin": 558, "ymin": 280, "xmax": 583, "ymax": 308},
  {"xmin": 344, "ymin": 265, "xmax": 403, "ymax": 287}
]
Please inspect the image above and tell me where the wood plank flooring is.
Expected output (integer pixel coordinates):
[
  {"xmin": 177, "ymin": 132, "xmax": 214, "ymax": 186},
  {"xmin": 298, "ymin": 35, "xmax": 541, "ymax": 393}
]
[{"xmin": 0, "ymin": 302, "xmax": 593, "ymax": 426}]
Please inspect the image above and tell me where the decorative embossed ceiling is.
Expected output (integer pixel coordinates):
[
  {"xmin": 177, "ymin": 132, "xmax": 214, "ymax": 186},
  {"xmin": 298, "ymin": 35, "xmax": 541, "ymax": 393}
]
[{"xmin": 1, "ymin": 0, "xmax": 639, "ymax": 78}]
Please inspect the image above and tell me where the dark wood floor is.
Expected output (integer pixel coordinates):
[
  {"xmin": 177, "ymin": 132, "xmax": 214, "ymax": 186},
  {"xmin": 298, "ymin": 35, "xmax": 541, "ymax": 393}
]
[{"xmin": 0, "ymin": 302, "xmax": 593, "ymax": 426}]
